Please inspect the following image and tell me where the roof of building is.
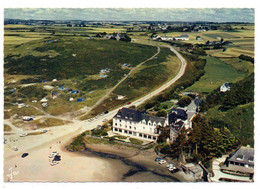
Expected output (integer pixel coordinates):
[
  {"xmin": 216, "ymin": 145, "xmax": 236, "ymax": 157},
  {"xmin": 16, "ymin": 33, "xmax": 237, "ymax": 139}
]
[
  {"xmin": 221, "ymin": 82, "xmax": 230, "ymax": 88},
  {"xmin": 142, "ymin": 114, "xmax": 166, "ymax": 125},
  {"xmin": 114, "ymin": 108, "xmax": 166, "ymax": 124},
  {"xmin": 171, "ymin": 108, "xmax": 188, "ymax": 119},
  {"xmin": 228, "ymin": 146, "xmax": 254, "ymax": 166}
]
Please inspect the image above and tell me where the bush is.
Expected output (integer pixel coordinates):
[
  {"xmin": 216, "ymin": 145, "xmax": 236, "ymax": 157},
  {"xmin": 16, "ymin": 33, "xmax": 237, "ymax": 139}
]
[
  {"xmin": 177, "ymin": 95, "xmax": 192, "ymax": 107},
  {"xmin": 156, "ymin": 109, "xmax": 168, "ymax": 117}
]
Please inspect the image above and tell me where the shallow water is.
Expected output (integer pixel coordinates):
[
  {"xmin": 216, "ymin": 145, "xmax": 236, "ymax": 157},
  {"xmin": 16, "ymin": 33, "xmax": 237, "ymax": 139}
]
[{"xmin": 81, "ymin": 147, "xmax": 179, "ymax": 182}]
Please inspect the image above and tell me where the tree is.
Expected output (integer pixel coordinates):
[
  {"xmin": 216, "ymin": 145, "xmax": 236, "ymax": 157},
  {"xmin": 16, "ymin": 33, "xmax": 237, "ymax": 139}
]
[
  {"xmin": 157, "ymin": 126, "xmax": 170, "ymax": 143},
  {"xmin": 170, "ymin": 127, "xmax": 188, "ymax": 163},
  {"xmin": 177, "ymin": 95, "xmax": 192, "ymax": 107},
  {"xmin": 156, "ymin": 109, "xmax": 167, "ymax": 117}
]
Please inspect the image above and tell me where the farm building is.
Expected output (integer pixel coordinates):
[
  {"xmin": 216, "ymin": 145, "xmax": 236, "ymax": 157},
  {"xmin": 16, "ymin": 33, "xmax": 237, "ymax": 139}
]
[{"xmin": 174, "ymin": 35, "xmax": 189, "ymax": 41}]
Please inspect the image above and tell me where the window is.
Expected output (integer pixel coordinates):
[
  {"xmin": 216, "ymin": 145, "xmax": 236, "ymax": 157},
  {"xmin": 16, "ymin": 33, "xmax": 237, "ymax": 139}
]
[
  {"xmin": 148, "ymin": 135, "xmax": 151, "ymax": 139},
  {"xmin": 230, "ymin": 161, "xmax": 234, "ymax": 165},
  {"xmin": 130, "ymin": 122, "xmax": 132, "ymax": 125},
  {"xmin": 129, "ymin": 126, "xmax": 132, "ymax": 129},
  {"xmin": 129, "ymin": 131, "xmax": 132, "ymax": 135},
  {"xmin": 125, "ymin": 125, "xmax": 127, "ymax": 128},
  {"xmin": 149, "ymin": 123, "xmax": 151, "ymax": 126},
  {"xmin": 134, "ymin": 127, "xmax": 136, "ymax": 130},
  {"xmin": 120, "ymin": 124, "xmax": 122, "ymax": 127},
  {"xmin": 153, "ymin": 136, "xmax": 156, "ymax": 140},
  {"xmin": 119, "ymin": 129, "xmax": 122, "ymax": 132},
  {"xmin": 120, "ymin": 120, "xmax": 122, "ymax": 122},
  {"xmin": 115, "ymin": 128, "xmax": 118, "ymax": 131},
  {"xmin": 133, "ymin": 132, "xmax": 136, "ymax": 136},
  {"xmin": 139, "ymin": 133, "xmax": 142, "ymax": 137},
  {"xmin": 144, "ymin": 135, "xmax": 147, "ymax": 138},
  {"xmin": 124, "ymin": 130, "xmax": 127, "ymax": 134},
  {"xmin": 115, "ymin": 123, "xmax": 117, "ymax": 126}
]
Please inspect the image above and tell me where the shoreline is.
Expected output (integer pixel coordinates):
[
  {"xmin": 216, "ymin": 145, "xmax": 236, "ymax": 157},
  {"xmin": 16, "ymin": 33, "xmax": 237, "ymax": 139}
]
[{"xmin": 72, "ymin": 140, "xmax": 194, "ymax": 182}]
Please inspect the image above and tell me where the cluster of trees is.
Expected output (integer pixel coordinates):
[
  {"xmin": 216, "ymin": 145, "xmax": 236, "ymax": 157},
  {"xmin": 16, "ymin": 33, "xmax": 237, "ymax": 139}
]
[
  {"xmin": 238, "ymin": 54, "xmax": 254, "ymax": 64},
  {"xmin": 160, "ymin": 114, "xmax": 239, "ymax": 166},
  {"xmin": 177, "ymin": 95, "xmax": 192, "ymax": 107}
]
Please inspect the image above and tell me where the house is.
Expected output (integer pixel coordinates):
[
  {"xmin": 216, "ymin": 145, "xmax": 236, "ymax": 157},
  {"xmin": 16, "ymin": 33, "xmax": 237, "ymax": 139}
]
[
  {"xmin": 169, "ymin": 108, "xmax": 188, "ymax": 121},
  {"xmin": 69, "ymin": 97, "xmax": 74, "ymax": 102},
  {"xmin": 196, "ymin": 36, "xmax": 202, "ymax": 40},
  {"xmin": 220, "ymin": 82, "xmax": 230, "ymax": 92},
  {"xmin": 112, "ymin": 108, "xmax": 167, "ymax": 141},
  {"xmin": 174, "ymin": 34, "xmax": 189, "ymax": 41},
  {"xmin": 222, "ymin": 146, "xmax": 254, "ymax": 177},
  {"xmin": 182, "ymin": 163, "xmax": 204, "ymax": 181}
]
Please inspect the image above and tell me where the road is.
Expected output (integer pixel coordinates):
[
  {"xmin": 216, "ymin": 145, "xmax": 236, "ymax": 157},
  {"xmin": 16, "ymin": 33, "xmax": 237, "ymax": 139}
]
[{"xmin": 3, "ymin": 45, "xmax": 187, "ymax": 181}]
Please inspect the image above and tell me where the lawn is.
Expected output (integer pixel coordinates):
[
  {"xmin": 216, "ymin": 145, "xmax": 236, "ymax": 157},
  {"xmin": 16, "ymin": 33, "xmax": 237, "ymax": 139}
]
[{"xmin": 186, "ymin": 56, "xmax": 247, "ymax": 93}]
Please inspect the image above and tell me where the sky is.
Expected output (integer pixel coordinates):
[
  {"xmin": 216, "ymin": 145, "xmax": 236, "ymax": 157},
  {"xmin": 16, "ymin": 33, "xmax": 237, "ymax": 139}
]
[{"xmin": 4, "ymin": 8, "xmax": 255, "ymax": 22}]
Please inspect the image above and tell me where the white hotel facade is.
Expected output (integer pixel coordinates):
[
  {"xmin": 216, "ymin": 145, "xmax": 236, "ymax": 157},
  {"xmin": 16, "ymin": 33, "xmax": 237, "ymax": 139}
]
[{"xmin": 112, "ymin": 108, "xmax": 167, "ymax": 141}]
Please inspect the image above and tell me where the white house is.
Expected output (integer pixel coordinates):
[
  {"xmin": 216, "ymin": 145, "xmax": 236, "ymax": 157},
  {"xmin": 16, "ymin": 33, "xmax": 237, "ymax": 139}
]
[
  {"xmin": 174, "ymin": 34, "xmax": 189, "ymax": 41},
  {"xmin": 220, "ymin": 83, "xmax": 231, "ymax": 92},
  {"xmin": 112, "ymin": 108, "xmax": 167, "ymax": 141}
]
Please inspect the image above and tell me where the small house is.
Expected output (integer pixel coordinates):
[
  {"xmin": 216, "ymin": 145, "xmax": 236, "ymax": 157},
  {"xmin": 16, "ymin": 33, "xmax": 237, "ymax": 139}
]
[
  {"xmin": 220, "ymin": 83, "xmax": 230, "ymax": 92},
  {"xmin": 196, "ymin": 36, "xmax": 202, "ymax": 40},
  {"xmin": 69, "ymin": 97, "xmax": 74, "ymax": 102}
]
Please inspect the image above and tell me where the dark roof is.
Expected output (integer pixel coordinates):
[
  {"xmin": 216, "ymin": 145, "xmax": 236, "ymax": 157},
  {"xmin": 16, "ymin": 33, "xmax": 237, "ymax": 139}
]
[
  {"xmin": 114, "ymin": 108, "xmax": 142, "ymax": 122},
  {"xmin": 142, "ymin": 114, "xmax": 166, "ymax": 125},
  {"xmin": 228, "ymin": 146, "xmax": 254, "ymax": 166},
  {"xmin": 171, "ymin": 108, "xmax": 188, "ymax": 120},
  {"xmin": 114, "ymin": 108, "xmax": 165, "ymax": 124}
]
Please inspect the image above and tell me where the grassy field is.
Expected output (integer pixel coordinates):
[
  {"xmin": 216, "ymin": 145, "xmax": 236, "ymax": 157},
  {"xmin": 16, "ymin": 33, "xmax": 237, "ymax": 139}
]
[
  {"xmin": 4, "ymin": 31, "xmax": 158, "ymax": 116},
  {"xmin": 185, "ymin": 56, "xmax": 247, "ymax": 93},
  {"xmin": 83, "ymin": 47, "xmax": 181, "ymax": 119}
]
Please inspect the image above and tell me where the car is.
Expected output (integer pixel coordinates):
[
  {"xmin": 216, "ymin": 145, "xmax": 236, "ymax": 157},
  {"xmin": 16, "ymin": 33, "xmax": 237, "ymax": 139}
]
[
  {"xmin": 104, "ymin": 110, "xmax": 109, "ymax": 114},
  {"xmin": 168, "ymin": 166, "xmax": 177, "ymax": 172},
  {"xmin": 159, "ymin": 159, "xmax": 167, "ymax": 164},
  {"xmin": 102, "ymin": 119, "xmax": 108, "ymax": 122},
  {"xmin": 12, "ymin": 147, "xmax": 18, "ymax": 151},
  {"xmin": 166, "ymin": 163, "xmax": 175, "ymax": 168},
  {"xmin": 21, "ymin": 153, "xmax": 29, "ymax": 158},
  {"xmin": 127, "ymin": 102, "xmax": 131, "ymax": 105},
  {"xmin": 20, "ymin": 133, "xmax": 28, "ymax": 137},
  {"xmin": 42, "ymin": 130, "xmax": 47, "ymax": 133},
  {"xmin": 49, "ymin": 151, "xmax": 59, "ymax": 158},
  {"xmin": 155, "ymin": 158, "xmax": 162, "ymax": 162}
]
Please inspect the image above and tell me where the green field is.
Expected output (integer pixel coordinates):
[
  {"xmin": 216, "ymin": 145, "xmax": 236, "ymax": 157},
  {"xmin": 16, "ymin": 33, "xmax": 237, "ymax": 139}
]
[{"xmin": 186, "ymin": 56, "xmax": 247, "ymax": 93}]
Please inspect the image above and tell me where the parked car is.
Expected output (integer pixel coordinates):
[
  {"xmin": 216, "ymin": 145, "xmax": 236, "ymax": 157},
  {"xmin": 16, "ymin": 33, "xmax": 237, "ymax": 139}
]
[
  {"xmin": 49, "ymin": 151, "xmax": 59, "ymax": 158},
  {"xmin": 166, "ymin": 163, "xmax": 175, "ymax": 168},
  {"xmin": 168, "ymin": 166, "xmax": 177, "ymax": 172},
  {"xmin": 127, "ymin": 102, "xmax": 131, "ymax": 105},
  {"xmin": 159, "ymin": 159, "xmax": 167, "ymax": 164},
  {"xmin": 104, "ymin": 110, "xmax": 109, "ymax": 114},
  {"xmin": 12, "ymin": 147, "xmax": 18, "ymax": 151},
  {"xmin": 21, "ymin": 153, "xmax": 29, "ymax": 158},
  {"xmin": 155, "ymin": 157, "xmax": 162, "ymax": 162},
  {"xmin": 20, "ymin": 133, "xmax": 28, "ymax": 137},
  {"xmin": 42, "ymin": 129, "xmax": 47, "ymax": 133}
]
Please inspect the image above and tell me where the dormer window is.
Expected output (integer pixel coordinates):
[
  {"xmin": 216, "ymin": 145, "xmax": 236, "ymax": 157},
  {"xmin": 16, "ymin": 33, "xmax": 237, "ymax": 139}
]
[
  {"xmin": 117, "ymin": 115, "xmax": 121, "ymax": 118},
  {"xmin": 248, "ymin": 157, "xmax": 254, "ymax": 162},
  {"xmin": 236, "ymin": 155, "xmax": 243, "ymax": 160},
  {"xmin": 125, "ymin": 116, "xmax": 128, "ymax": 119}
]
